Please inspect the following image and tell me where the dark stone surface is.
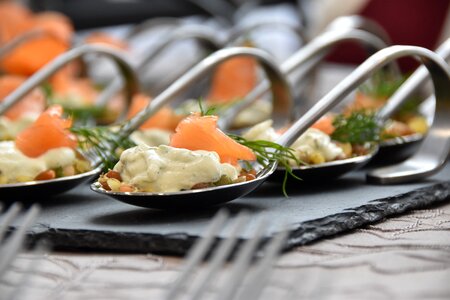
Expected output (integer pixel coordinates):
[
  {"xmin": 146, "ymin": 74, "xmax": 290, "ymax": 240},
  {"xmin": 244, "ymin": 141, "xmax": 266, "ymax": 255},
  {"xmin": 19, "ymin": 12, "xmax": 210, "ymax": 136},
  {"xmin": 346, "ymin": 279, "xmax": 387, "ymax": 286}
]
[{"xmin": 4, "ymin": 164, "xmax": 450, "ymax": 256}]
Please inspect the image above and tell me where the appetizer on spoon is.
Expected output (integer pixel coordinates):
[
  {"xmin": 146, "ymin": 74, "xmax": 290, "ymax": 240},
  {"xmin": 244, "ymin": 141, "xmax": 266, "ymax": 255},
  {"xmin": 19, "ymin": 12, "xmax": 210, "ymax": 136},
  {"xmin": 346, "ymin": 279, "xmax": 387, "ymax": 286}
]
[
  {"xmin": 91, "ymin": 45, "xmax": 450, "ymax": 209},
  {"xmin": 0, "ymin": 44, "xmax": 138, "ymax": 199}
]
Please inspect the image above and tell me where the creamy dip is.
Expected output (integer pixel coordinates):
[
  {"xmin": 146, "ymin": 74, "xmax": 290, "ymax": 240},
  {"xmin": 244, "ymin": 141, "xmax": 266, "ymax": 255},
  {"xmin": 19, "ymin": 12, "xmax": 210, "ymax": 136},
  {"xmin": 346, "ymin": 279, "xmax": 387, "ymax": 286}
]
[
  {"xmin": 243, "ymin": 121, "xmax": 344, "ymax": 165},
  {"xmin": 290, "ymin": 128, "xmax": 344, "ymax": 163},
  {"xmin": 0, "ymin": 141, "xmax": 77, "ymax": 183},
  {"xmin": 130, "ymin": 129, "xmax": 171, "ymax": 147},
  {"xmin": 0, "ymin": 116, "xmax": 36, "ymax": 140},
  {"xmin": 113, "ymin": 144, "xmax": 238, "ymax": 192}
]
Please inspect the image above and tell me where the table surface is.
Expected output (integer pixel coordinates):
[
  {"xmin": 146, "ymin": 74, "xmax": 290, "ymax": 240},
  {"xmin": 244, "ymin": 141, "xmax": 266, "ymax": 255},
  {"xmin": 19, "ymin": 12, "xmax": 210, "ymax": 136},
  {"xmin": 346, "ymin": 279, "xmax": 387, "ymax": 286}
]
[
  {"xmin": 2, "ymin": 199, "xmax": 449, "ymax": 300},
  {"xmin": 2, "ymin": 64, "xmax": 450, "ymax": 299}
]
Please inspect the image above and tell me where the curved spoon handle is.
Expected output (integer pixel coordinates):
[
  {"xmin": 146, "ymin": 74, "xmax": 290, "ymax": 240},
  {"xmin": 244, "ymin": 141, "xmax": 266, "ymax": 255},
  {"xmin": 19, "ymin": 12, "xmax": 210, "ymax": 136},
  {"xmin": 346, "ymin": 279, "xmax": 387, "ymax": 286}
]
[
  {"xmin": 377, "ymin": 38, "xmax": 450, "ymax": 121},
  {"xmin": 119, "ymin": 46, "xmax": 293, "ymax": 138},
  {"xmin": 0, "ymin": 44, "xmax": 139, "ymax": 121},
  {"xmin": 367, "ymin": 41, "xmax": 450, "ymax": 184},
  {"xmin": 124, "ymin": 17, "xmax": 183, "ymax": 40},
  {"xmin": 326, "ymin": 15, "xmax": 393, "ymax": 45},
  {"xmin": 226, "ymin": 20, "xmax": 307, "ymax": 46},
  {"xmin": 218, "ymin": 28, "xmax": 392, "ymax": 130},
  {"xmin": 95, "ymin": 24, "xmax": 223, "ymax": 107},
  {"xmin": 277, "ymin": 46, "xmax": 450, "ymax": 150},
  {"xmin": 0, "ymin": 29, "xmax": 45, "ymax": 58}
]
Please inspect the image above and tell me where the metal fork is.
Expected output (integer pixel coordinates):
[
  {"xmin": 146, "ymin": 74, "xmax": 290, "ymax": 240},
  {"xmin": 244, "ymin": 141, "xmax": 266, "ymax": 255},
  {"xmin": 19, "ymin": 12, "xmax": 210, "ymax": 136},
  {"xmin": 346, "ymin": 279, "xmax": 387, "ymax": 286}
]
[
  {"xmin": 0, "ymin": 203, "xmax": 41, "ymax": 299},
  {"xmin": 165, "ymin": 210, "xmax": 289, "ymax": 300}
]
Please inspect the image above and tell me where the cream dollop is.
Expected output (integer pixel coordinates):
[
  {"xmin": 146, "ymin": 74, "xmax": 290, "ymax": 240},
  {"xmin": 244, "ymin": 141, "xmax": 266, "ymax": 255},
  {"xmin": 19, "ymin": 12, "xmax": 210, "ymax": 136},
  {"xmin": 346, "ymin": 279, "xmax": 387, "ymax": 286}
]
[
  {"xmin": 130, "ymin": 129, "xmax": 172, "ymax": 147},
  {"xmin": 0, "ymin": 141, "xmax": 77, "ymax": 183},
  {"xmin": 113, "ymin": 144, "xmax": 238, "ymax": 192},
  {"xmin": 243, "ymin": 121, "xmax": 344, "ymax": 165},
  {"xmin": 0, "ymin": 116, "xmax": 36, "ymax": 140}
]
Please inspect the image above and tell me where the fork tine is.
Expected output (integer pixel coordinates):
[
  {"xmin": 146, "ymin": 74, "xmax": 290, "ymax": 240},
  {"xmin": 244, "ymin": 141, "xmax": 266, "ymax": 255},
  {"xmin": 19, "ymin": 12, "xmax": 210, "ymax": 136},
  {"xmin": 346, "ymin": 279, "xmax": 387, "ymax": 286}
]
[
  {"xmin": 165, "ymin": 209, "xmax": 229, "ymax": 300},
  {"xmin": 0, "ymin": 203, "xmax": 22, "ymax": 242},
  {"xmin": 235, "ymin": 228, "xmax": 289, "ymax": 300},
  {"xmin": 187, "ymin": 212, "xmax": 250, "ymax": 300},
  {"xmin": 0, "ymin": 204, "xmax": 40, "ymax": 277},
  {"xmin": 216, "ymin": 217, "xmax": 268, "ymax": 300}
]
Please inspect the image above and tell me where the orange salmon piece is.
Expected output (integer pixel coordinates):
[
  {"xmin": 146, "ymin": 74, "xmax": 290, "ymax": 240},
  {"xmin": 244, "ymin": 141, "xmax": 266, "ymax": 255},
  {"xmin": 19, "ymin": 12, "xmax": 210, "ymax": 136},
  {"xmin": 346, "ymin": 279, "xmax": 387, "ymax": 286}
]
[
  {"xmin": 127, "ymin": 94, "xmax": 184, "ymax": 131},
  {"xmin": 170, "ymin": 113, "xmax": 256, "ymax": 165},
  {"xmin": 0, "ymin": 2, "xmax": 31, "ymax": 43},
  {"xmin": 32, "ymin": 11, "xmax": 74, "ymax": 44},
  {"xmin": 1, "ymin": 36, "xmax": 69, "ymax": 76},
  {"xmin": 311, "ymin": 115, "xmax": 335, "ymax": 135},
  {"xmin": 15, "ymin": 105, "xmax": 77, "ymax": 157},
  {"xmin": 0, "ymin": 75, "xmax": 46, "ymax": 120},
  {"xmin": 206, "ymin": 56, "xmax": 257, "ymax": 104}
]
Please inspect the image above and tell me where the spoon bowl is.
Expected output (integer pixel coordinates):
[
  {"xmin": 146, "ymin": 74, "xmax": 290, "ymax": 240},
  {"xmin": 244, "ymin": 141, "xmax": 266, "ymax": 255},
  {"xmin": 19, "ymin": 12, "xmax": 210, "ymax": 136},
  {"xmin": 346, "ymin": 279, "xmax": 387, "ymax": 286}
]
[
  {"xmin": 91, "ymin": 173, "xmax": 269, "ymax": 210},
  {"xmin": 1, "ymin": 165, "xmax": 102, "ymax": 201},
  {"xmin": 269, "ymin": 145, "xmax": 378, "ymax": 183}
]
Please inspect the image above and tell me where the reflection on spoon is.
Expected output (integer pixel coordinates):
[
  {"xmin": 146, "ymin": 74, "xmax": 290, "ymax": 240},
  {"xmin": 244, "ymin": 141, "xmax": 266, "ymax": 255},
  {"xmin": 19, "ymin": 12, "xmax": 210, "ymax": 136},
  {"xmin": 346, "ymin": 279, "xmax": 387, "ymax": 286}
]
[{"xmin": 91, "ymin": 45, "xmax": 450, "ymax": 209}]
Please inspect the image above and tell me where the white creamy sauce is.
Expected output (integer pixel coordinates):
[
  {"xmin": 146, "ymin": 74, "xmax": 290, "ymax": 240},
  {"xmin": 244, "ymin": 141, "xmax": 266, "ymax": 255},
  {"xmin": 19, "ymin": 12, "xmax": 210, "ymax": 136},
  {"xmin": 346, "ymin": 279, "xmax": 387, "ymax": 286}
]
[
  {"xmin": 233, "ymin": 101, "xmax": 272, "ymax": 128},
  {"xmin": 0, "ymin": 116, "xmax": 36, "ymax": 140},
  {"xmin": 0, "ymin": 141, "xmax": 77, "ymax": 183},
  {"xmin": 113, "ymin": 144, "xmax": 238, "ymax": 193},
  {"xmin": 290, "ymin": 128, "xmax": 344, "ymax": 162},
  {"xmin": 243, "ymin": 121, "xmax": 344, "ymax": 164},
  {"xmin": 130, "ymin": 129, "xmax": 171, "ymax": 147},
  {"xmin": 242, "ymin": 119, "xmax": 279, "ymax": 142}
]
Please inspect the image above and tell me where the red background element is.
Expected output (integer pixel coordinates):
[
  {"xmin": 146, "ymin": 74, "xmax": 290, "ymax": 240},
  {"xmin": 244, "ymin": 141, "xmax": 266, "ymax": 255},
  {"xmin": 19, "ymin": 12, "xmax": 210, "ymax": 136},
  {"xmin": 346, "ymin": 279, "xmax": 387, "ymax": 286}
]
[{"xmin": 326, "ymin": 0, "xmax": 450, "ymax": 72}]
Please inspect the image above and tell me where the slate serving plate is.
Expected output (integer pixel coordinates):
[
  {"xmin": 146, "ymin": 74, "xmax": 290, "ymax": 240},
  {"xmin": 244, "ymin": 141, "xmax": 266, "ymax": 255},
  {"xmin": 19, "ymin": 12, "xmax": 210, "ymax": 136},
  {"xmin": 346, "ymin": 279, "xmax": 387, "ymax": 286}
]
[{"xmin": 3, "ymin": 163, "xmax": 450, "ymax": 256}]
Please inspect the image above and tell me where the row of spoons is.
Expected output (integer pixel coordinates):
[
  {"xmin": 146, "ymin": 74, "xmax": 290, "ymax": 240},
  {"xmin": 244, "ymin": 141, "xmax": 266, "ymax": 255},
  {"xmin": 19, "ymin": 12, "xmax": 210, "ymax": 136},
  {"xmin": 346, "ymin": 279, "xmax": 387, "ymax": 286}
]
[{"xmin": 1, "ymin": 19, "xmax": 450, "ymax": 209}]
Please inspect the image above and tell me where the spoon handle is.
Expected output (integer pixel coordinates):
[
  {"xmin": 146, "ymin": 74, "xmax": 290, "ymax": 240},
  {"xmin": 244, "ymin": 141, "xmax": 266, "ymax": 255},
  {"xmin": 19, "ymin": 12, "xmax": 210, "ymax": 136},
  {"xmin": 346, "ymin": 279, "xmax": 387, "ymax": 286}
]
[
  {"xmin": 0, "ymin": 44, "xmax": 139, "ymax": 122},
  {"xmin": 326, "ymin": 15, "xmax": 393, "ymax": 46},
  {"xmin": 226, "ymin": 20, "xmax": 307, "ymax": 46},
  {"xmin": 377, "ymin": 38, "xmax": 450, "ymax": 121},
  {"xmin": 276, "ymin": 46, "xmax": 450, "ymax": 149},
  {"xmin": 219, "ymin": 27, "xmax": 393, "ymax": 130},
  {"xmin": 0, "ymin": 29, "xmax": 46, "ymax": 58},
  {"xmin": 119, "ymin": 46, "xmax": 293, "ymax": 138},
  {"xmin": 95, "ymin": 25, "xmax": 223, "ymax": 107},
  {"xmin": 367, "ymin": 40, "xmax": 450, "ymax": 184}
]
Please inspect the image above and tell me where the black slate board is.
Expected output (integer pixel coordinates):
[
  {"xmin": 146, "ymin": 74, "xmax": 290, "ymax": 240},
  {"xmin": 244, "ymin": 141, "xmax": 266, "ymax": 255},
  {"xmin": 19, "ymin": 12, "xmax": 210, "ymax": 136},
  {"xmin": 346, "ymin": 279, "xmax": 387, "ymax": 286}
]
[{"xmin": 3, "ymin": 164, "xmax": 450, "ymax": 256}]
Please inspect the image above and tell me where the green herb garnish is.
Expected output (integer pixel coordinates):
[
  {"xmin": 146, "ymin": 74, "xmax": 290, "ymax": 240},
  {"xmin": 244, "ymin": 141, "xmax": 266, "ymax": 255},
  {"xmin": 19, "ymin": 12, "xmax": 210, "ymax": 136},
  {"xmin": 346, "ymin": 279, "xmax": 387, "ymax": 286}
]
[
  {"xmin": 331, "ymin": 111, "xmax": 382, "ymax": 144},
  {"xmin": 71, "ymin": 126, "xmax": 136, "ymax": 171},
  {"xmin": 358, "ymin": 71, "xmax": 407, "ymax": 99},
  {"xmin": 228, "ymin": 134, "xmax": 303, "ymax": 197}
]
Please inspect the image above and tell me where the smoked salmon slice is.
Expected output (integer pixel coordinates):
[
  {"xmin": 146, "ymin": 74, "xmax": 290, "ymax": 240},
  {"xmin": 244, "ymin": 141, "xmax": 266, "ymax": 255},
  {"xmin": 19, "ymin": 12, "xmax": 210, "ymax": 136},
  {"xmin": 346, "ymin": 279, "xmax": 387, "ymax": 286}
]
[
  {"xmin": 126, "ymin": 94, "xmax": 184, "ymax": 131},
  {"xmin": 0, "ymin": 3, "xmax": 71, "ymax": 76},
  {"xmin": 206, "ymin": 55, "xmax": 258, "ymax": 104},
  {"xmin": 311, "ymin": 115, "xmax": 336, "ymax": 135},
  {"xmin": 0, "ymin": 75, "xmax": 46, "ymax": 120},
  {"xmin": 170, "ymin": 113, "xmax": 256, "ymax": 165},
  {"xmin": 15, "ymin": 105, "xmax": 77, "ymax": 157}
]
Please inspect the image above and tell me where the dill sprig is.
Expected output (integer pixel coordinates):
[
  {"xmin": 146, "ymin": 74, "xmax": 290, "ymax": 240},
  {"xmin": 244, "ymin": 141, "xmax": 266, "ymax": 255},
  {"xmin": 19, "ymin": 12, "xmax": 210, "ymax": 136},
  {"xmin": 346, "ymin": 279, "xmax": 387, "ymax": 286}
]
[
  {"xmin": 331, "ymin": 111, "xmax": 382, "ymax": 144},
  {"xmin": 228, "ymin": 134, "xmax": 303, "ymax": 197},
  {"xmin": 358, "ymin": 71, "xmax": 407, "ymax": 99},
  {"xmin": 70, "ymin": 126, "xmax": 136, "ymax": 171}
]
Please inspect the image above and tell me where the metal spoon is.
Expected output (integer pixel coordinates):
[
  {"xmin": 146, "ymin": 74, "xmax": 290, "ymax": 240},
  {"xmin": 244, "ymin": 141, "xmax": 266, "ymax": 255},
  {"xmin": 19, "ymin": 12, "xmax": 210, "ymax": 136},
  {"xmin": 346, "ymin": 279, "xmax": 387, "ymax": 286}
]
[
  {"xmin": 0, "ymin": 44, "xmax": 139, "ymax": 199},
  {"xmin": 95, "ymin": 24, "xmax": 224, "ymax": 107},
  {"xmin": 91, "ymin": 45, "xmax": 450, "ymax": 209},
  {"xmin": 217, "ymin": 27, "xmax": 393, "ymax": 130},
  {"xmin": 90, "ymin": 46, "xmax": 292, "ymax": 209},
  {"xmin": 367, "ymin": 38, "xmax": 450, "ymax": 183}
]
